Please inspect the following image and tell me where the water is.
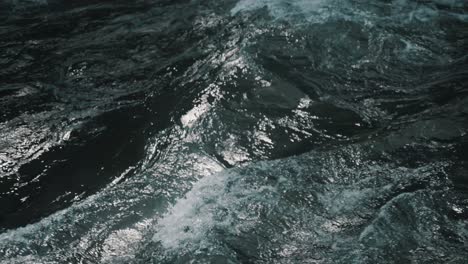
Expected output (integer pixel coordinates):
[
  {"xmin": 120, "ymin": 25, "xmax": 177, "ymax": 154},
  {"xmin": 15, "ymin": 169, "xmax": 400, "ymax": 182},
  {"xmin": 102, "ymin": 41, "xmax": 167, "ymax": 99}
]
[{"xmin": 0, "ymin": 0, "xmax": 467, "ymax": 263}]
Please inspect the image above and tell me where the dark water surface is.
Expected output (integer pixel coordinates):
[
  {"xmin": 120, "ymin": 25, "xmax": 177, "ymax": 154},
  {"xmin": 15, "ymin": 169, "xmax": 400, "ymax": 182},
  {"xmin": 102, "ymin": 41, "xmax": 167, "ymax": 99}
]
[{"xmin": 1, "ymin": 0, "xmax": 468, "ymax": 263}]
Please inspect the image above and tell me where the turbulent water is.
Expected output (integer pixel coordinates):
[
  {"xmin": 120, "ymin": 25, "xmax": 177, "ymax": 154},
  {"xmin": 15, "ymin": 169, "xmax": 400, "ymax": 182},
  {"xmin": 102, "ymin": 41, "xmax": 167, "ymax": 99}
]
[{"xmin": 0, "ymin": 0, "xmax": 467, "ymax": 263}]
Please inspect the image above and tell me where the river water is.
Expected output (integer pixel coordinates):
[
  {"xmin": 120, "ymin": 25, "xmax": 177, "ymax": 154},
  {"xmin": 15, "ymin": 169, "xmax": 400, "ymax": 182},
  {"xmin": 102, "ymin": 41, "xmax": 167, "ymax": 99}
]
[{"xmin": 0, "ymin": 0, "xmax": 467, "ymax": 263}]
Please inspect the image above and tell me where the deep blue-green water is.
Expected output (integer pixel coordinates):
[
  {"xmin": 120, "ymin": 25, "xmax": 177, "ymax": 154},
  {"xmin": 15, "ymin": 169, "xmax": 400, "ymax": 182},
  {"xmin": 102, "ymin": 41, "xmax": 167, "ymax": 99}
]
[{"xmin": 1, "ymin": 0, "xmax": 467, "ymax": 263}]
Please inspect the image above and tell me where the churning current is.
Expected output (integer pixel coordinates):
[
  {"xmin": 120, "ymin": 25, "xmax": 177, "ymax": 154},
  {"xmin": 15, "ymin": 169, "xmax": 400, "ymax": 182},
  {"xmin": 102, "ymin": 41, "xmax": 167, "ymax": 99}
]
[{"xmin": 0, "ymin": 0, "xmax": 467, "ymax": 263}]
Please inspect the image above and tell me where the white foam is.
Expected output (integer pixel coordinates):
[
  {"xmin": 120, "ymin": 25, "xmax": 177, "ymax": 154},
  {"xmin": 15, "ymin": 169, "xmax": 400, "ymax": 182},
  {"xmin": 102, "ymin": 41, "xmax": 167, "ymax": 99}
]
[
  {"xmin": 152, "ymin": 171, "xmax": 230, "ymax": 249},
  {"xmin": 100, "ymin": 219, "xmax": 152, "ymax": 263},
  {"xmin": 231, "ymin": 0, "xmax": 328, "ymax": 20},
  {"xmin": 152, "ymin": 166, "xmax": 281, "ymax": 251}
]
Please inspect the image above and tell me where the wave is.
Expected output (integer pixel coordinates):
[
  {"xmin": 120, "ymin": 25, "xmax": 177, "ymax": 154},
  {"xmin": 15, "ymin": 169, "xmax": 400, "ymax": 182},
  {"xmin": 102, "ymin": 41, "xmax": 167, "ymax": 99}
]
[{"xmin": 1, "ymin": 0, "xmax": 467, "ymax": 263}]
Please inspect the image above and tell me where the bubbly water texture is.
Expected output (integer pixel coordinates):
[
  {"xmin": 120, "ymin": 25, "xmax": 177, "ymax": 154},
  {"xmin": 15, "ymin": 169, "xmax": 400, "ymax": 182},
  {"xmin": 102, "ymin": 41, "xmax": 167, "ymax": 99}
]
[{"xmin": 0, "ymin": 0, "xmax": 467, "ymax": 263}]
